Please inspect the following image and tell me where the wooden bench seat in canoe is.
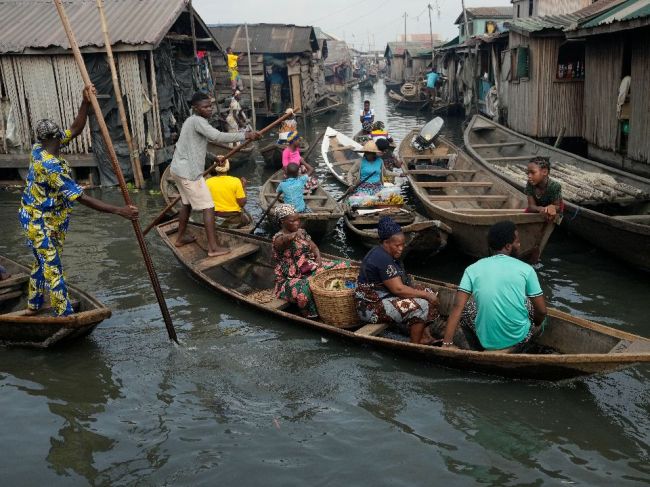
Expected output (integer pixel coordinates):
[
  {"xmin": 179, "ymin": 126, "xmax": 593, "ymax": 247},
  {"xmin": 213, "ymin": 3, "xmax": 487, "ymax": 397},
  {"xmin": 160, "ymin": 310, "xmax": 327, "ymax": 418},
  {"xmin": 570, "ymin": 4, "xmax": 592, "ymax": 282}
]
[
  {"xmin": 195, "ymin": 243, "xmax": 260, "ymax": 271},
  {"xmin": 0, "ymin": 273, "xmax": 29, "ymax": 289},
  {"xmin": 428, "ymin": 195, "xmax": 509, "ymax": 202},
  {"xmin": 418, "ymin": 181, "xmax": 493, "ymax": 188},
  {"xmin": 408, "ymin": 169, "xmax": 477, "ymax": 175},
  {"xmin": 355, "ymin": 323, "xmax": 389, "ymax": 336},
  {"xmin": 470, "ymin": 141, "xmax": 525, "ymax": 149}
]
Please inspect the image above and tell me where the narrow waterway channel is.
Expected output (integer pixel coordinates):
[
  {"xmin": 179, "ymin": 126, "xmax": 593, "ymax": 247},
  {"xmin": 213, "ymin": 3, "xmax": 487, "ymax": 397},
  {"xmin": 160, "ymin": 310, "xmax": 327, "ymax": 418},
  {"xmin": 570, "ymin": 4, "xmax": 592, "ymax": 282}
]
[{"xmin": 0, "ymin": 79, "xmax": 648, "ymax": 485}]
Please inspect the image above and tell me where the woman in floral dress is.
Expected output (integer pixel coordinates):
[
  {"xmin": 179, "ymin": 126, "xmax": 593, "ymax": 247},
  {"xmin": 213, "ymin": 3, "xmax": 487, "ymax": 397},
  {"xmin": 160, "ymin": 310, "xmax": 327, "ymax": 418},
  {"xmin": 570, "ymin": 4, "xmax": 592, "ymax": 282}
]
[{"xmin": 272, "ymin": 204, "xmax": 349, "ymax": 318}]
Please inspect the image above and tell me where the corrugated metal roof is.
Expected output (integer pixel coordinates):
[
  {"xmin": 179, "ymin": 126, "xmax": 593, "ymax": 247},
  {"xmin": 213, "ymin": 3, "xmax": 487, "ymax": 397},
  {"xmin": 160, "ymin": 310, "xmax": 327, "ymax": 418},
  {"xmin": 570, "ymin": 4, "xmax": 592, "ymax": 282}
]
[
  {"xmin": 580, "ymin": 0, "xmax": 650, "ymax": 28},
  {"xmin": 209, "ymin": 24, "xmax": 319, "ymax": 54},
  {"xmin": 508, "ymin": 0, "xmax": 628, "ymax": 34},
  {"xmin": 0, "ymin": 0, "xmax": 192, "ymax": 54},
  {"xmin": 454, "ymin": 6, "xmax": 513, "ymax": 24},
  {"xmin": 384, "ymin": 41, "xmax": 434, "ymax": 57}
]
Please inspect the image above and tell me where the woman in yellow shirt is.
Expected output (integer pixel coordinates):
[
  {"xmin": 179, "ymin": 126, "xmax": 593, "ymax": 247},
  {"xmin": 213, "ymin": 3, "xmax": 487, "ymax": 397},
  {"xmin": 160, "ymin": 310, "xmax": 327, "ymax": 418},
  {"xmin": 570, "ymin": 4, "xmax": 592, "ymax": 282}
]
[{"xmin": 205, "ymin": 157, "xmax": 251, "ymax": 228}]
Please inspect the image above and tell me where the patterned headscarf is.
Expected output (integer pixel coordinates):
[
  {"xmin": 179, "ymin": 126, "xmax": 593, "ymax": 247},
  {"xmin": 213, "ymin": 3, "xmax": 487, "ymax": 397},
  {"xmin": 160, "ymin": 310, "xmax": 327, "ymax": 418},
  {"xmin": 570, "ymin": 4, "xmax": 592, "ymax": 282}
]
[
  {"xmin": 214, "ymin": 158, "xmax": 230, "ymax": 173},
  {"xmin": 35, "ymin": 119, "xmax": 63, "ymax": 141},
  {"xmin": 272, "ymin": 203, "xmax": 297, "ymax": 222},
  {"xmin": 372, "ymin": 120, "xmax": 385, "ymax": 131},
  {"xmin": 286, "ymin": 131, "xmax": 299, "ymax": 144},
  {"xmin": 377, "ymin": 216, "xmax": 403, "ymax": 241}
]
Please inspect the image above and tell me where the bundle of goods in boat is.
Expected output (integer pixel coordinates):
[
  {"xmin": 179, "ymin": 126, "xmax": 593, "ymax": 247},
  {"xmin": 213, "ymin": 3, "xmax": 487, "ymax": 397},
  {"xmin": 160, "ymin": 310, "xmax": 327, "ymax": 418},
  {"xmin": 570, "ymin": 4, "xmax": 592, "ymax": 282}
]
[{"xmin": 325, "ymin": 278, "xmax": 357, "ymax": 291}]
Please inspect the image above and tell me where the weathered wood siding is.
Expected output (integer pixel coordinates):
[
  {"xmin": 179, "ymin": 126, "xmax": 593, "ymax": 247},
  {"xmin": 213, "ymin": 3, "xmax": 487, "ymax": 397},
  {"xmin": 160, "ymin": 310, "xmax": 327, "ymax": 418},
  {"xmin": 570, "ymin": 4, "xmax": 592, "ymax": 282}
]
[
  {"xmin": 388, "ymin": 56, "xmax": 405, "ymax": 81},
  {"xmin": 537, "ymin": 0, "xmax": 590, "ymax": 16},
  {"xmin": 583, "ymin": 37, "xmax": 622, "ymax": 152},
  {"xmin": 628, "ymin": 36, "xmax": 650, "ymax": 164},
  {"xmin": 507, "ymin": 32, "xmax": 583, "ymax": 138}
]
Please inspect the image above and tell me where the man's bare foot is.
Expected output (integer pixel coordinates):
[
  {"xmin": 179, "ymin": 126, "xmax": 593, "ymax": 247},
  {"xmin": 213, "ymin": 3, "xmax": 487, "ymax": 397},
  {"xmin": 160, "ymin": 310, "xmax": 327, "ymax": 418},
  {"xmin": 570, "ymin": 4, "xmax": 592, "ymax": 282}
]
[
  {"xmin": 24, "ymin": 308, "xmax": 39, "ymax": 316},
  {"xmin": 207, "ymin": 247, "xmax": 230, "ymax": 257},
  {"xmin": 174, "ymin": 235, "xmax": 197, "ymax": 247}
]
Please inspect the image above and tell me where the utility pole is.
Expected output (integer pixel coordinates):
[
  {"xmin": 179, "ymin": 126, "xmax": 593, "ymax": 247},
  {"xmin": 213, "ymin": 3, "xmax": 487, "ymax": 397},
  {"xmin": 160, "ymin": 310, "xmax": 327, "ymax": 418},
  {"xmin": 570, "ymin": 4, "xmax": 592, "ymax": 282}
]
[
  {"xmin": 402, "ymin": 12, "xmax": 407, "ymax": 82},
  {"xmin": 428, "ymin": 4, "xmax": 434, "ymax": 69}
]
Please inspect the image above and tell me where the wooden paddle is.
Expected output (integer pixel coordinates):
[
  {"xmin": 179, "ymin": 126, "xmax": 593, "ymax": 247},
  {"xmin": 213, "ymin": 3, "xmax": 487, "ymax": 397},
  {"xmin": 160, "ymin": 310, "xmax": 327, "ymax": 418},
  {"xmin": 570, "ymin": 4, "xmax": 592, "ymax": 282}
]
[
  {"xmin": 143, "ymin": 110, "xmax": 295, "ymax": 235},
  {"xmin": 248, "ymin": 131, "xmax": 324, "ymax": 234},
  {"xmin": 54, "ymin": 0, "xmax": 178, "ymax": 342},
  {"xmin": 336, "ymin": 171, "xmax": 377, "ymax": 202}
]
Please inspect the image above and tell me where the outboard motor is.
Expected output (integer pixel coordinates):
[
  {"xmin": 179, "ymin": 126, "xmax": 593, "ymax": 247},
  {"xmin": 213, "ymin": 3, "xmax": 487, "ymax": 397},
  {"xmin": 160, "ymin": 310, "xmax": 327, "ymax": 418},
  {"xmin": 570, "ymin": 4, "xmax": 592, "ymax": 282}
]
[{"xmin": 412, "ymin": 117, "xmax": 444, "ymax": 151}]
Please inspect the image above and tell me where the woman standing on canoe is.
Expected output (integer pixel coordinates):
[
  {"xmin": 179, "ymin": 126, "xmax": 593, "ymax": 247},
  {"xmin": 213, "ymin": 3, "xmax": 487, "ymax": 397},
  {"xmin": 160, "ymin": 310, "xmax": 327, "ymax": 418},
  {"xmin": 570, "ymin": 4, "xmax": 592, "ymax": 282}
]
[
  {"xmin": 272, "ymin": 204, "xmax": 349, "ymax": 318},
  {"xmin": 18, "ymin": 87, "xmax": 138, "ymax": 316},
  {"xmin": 355, "ymin": 217, "xmax": 439, "ymax": 344}
]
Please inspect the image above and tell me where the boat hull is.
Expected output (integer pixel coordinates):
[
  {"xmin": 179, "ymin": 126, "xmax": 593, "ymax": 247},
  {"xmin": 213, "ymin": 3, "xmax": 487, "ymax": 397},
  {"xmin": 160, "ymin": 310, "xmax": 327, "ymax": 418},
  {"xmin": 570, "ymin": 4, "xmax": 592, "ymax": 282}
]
[
  {"xmin": 464, "ymin": 115, "xmax": 650, "ymax": 271},
  {"xmin": 0, "ymin": 256, "xmax": 111, "ymax": 348},
  {"xmin": 156, "ymin": 220, "xmax": 650, "ymax": 381}
]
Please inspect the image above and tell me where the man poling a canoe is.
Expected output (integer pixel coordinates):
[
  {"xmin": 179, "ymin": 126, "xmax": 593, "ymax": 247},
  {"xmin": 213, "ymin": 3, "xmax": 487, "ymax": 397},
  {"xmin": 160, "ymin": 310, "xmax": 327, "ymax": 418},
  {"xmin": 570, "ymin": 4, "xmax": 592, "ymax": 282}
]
[
  {"xmin": 438, "ymin": 221, "xmax": 548, "ymax": 353},
  {"xmin": 18, "ymin": 86, "xmax": 139, "ymax": 317},
  {"xmin": 170, "ymin": 92, "xmax": 261, "ymax": 257}
]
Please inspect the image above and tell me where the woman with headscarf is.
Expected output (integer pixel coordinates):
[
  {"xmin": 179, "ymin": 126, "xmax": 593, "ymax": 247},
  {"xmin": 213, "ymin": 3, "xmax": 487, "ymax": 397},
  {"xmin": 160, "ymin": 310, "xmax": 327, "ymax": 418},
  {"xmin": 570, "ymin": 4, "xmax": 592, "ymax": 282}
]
[
  {"xmin": 205, "ymin": 156, "xmax": 251, "ymax": 228},
  {"xmin": 272, "ymin": 204, "xmax": 349, "ymax": 318},
  {"xmin": 18, "ymin": 86, "xmax": 138, "ymax": 316},
  {"xmin": 355, "ymin": 217, "xmax": 439, "ymax": 344}
]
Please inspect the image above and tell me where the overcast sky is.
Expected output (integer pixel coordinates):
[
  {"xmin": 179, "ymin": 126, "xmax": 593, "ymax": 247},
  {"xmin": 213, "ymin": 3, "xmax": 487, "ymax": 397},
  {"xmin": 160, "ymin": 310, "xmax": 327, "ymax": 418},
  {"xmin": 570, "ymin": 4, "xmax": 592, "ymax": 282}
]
[{"xmin": 192, "ymin": 0, "xmax": 512, "ymax": 51}]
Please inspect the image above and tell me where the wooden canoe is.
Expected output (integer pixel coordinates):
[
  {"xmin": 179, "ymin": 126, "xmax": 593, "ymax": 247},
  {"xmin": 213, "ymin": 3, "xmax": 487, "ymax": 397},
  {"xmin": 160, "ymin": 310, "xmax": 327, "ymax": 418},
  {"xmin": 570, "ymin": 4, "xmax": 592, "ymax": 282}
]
[
  {"xmin": 0, "ymin": 255, "xmax": 111, "ymax": 348},
  {"xmin": 343, "ymin": 203, "xmax": 451, "ymax": 258},
  {"xmin": 207, "ymin": 140, "xmax": 254, "ymax": 169},
  {"xmin": 388, "ymin": 90, "xmax": 429, "ymax": 111},
  {"xmin": 260, "ymin": 138, "xmax": 310, "ymax": 169},
  {"xmin": 160, "ymin": 166, "xmax": 255, "ymax": 232},
  {"xmin": 399, "ymin": 129, "xmax": 553, "ymax": 263},
  {"xmin": 358, "ymin": 77, "xmax": 374, "ymax": 90},
  {"xmin": 464, "ymin": 115, "xmax": 650, "ymax": 271},
  {"xmin": 310, "ymin": 94, "xmax": 344, "ymax": 116},
  {"xmin": 322, "ymin": 127, "xmax": 363, "ymax": 186},
  {"xmin": 156, "ymin": 219, "xmax": 650, "ymax": 381},
  {"xmin": 322, "ymin": 127, "xmax": 404, "ymax": 188},
  {"xmin": 259, "ymin": 169, "xmax": 344, "ymax": 241},
  {"xmin": 384, "ymin": 78, "xmax": 403, "ymax": 91}
]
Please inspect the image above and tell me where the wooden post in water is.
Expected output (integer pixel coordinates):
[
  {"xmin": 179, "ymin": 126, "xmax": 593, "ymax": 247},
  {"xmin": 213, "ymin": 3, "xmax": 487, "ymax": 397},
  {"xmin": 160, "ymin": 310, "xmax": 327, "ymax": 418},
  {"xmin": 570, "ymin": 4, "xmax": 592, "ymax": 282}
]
[
  {"xmin": 244, "ymin": 23, "xmax": 256, "ymax": 129},
  {"xmin": 95, "ymin": 0, "xmax": 144, "ymax": 189},
  {"xmin": 53, "ymin": 0, "xmax": 178, "ymax": 343}
]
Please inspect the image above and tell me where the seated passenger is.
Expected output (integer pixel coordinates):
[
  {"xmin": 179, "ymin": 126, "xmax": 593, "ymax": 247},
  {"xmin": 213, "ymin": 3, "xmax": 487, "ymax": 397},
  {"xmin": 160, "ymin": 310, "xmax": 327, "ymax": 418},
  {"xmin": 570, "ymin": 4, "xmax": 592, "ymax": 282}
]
[
  {"xmin": 272, "ymin": 204, "xmax": 350, "ymax": 318},
  {"xmin": 354, "ymin": 140, "xmax": 384, "ymax": 195},
  {"xmin": 525, "ymin": 156, "xmax": 563, "ymax": 222},
  {"xmin": 440, "ymin": 221, "xmax": 548, "ymax": 353},
  {"xmin": 355, "ymin": 217, "xmax": 439, "ymax": 344},
  {"xmin": 277, "ymin": 163, "xmax": 314, "ymax": 213},
  {"xmin": 204, "ymin": 157, "xmax": 251, "ymax": 228},
  {"xmin": 282, "ymin": 131, "xmax": 317, "ymax": 191}
]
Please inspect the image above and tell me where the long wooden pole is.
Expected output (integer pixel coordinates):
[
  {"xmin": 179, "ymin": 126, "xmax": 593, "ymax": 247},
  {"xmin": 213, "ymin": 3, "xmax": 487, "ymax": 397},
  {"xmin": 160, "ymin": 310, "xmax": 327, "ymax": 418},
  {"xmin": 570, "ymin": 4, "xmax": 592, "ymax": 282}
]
[
  {"xmin": 402, "ymin": 12, "xmax": 407, "ymax": 82},
  {"xmin": 95, "ymin": 0, "xmax": 144, "ymax": 189},
  {"xmin": 244, "ymin": 23, "xmax": 256, "ymax": 129},
  {"xmin": 428, "ymin": 4, "xmax": 435, "ymax": 69},
  {"xmin": 143, "ymin": 110, "xmax": 295, "ymax": 235},
  {"xmin": 53, "ymin": 0, "xmax": 178, "ymax": 343}
]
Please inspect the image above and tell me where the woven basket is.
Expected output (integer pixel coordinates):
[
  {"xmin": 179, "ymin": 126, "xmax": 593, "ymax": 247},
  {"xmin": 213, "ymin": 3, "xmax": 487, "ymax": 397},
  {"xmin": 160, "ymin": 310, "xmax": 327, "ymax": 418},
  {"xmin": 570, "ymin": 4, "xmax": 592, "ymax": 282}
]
[{"xmin": 309, "ymin": 267, "xmax": 360, "ymax": 328}]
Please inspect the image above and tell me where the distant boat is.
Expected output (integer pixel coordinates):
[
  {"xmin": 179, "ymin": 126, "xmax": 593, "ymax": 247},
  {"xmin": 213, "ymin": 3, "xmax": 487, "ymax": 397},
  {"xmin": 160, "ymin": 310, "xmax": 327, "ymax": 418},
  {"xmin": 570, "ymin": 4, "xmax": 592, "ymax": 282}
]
[
  {"xmin": 0, "ymin": 255, "xmax": 111, "ymax": 348},
  {"xmin": 156, "ymin": 220, "xmax": 650, "ymax": 381},
  {"xmin": 399, "ymin": 128, "xmax": 554, "ymax": 263},
  {"xmin": 464, "ymin": 115, "xmax": 650, "ymax": 271},
  {"xmin": 388, "ymin": 90, "xmax": 429, "ymax": 111}
]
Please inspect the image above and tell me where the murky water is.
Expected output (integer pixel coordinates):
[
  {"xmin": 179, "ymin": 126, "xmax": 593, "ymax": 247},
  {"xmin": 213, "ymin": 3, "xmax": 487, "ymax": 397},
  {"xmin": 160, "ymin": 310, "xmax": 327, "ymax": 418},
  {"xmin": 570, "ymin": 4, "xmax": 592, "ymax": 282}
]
[{"xmin": 0, "ymin": 80, "xmax": 648, "ymax": 485}]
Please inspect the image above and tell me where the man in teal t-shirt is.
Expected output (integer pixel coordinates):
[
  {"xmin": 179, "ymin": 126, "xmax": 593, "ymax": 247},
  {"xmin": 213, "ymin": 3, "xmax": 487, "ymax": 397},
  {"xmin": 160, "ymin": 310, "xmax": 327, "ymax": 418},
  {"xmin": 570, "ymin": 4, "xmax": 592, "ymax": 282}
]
[{"xmin": 441, "ymin": 221, "xmax": 548, "ymax": 352}]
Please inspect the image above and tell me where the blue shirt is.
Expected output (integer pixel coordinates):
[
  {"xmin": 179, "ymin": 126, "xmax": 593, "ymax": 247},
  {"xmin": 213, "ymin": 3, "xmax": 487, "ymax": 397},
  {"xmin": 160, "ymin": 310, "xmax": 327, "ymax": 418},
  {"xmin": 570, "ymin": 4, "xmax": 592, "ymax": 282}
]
[
  {"xmin": 458, "ymin": 254, "xmax": 543, "ymax": 350},
  {"xmin": 277, "ymin": 175, "xmax": 308, "ymax": 212},
  {"xmin": 360, "ymin": 157, "xmax": 383, "ymax": 184},
  {"xmin": 426, "ymin": 72, "xmax": 439, "ymax": 88}
]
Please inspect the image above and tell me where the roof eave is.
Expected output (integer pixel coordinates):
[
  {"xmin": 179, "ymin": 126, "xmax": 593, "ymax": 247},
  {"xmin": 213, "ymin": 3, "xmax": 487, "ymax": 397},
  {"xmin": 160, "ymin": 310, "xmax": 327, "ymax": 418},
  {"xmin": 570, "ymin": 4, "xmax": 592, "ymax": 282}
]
[{"xmin": 567, "ymin": 16, "xmax": 650, "ymax": 37}]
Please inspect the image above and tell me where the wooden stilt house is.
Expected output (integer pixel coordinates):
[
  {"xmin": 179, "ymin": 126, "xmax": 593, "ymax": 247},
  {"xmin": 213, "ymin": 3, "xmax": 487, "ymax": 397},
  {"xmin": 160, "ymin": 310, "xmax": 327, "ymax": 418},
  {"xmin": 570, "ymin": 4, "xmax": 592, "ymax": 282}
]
[{"xmin": 0, "ymin": 0, "xmax": 222, "ymax": 186}]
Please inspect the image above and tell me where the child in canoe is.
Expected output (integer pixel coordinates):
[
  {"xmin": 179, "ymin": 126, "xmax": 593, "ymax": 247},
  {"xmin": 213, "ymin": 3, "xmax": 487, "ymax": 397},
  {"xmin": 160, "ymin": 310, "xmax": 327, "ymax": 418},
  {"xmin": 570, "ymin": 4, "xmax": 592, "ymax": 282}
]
[
  {"xmin": 282, "ymin": 131, "xmax": 318, "ymax": 191},
  {"xmin": 526, "ymin": 156, "xmax": 564, "ymax": 221},
  {"xmin": 277, "ymin": 163, "xmax": 314, "ymax": 214}
]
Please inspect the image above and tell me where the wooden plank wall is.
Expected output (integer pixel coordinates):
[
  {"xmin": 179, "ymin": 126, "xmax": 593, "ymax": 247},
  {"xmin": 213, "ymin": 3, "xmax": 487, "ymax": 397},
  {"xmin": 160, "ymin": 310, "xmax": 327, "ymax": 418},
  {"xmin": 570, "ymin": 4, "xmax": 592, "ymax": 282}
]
[
  {"xmin": 537, "ymin": 0, "xmax": 590, "ymax": 16},
  {"xmin": 628, "ymin": 34, "xmax": 650, "ymax": 164},
  {"xmin": 583, "ymin": 37, "xmax": 622, "ymax": 152},
  {"xmin": 507, "ymin": 32, "xmax": 583, "ymax": 138}
]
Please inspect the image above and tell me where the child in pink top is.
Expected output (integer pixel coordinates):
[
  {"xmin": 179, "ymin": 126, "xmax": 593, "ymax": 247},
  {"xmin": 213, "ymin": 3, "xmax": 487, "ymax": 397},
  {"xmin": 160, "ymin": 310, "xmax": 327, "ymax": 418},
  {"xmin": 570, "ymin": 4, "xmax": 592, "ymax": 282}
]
[{"xmin": 281, "ymin": 131, "xmax": 318, "ymax": 191}]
